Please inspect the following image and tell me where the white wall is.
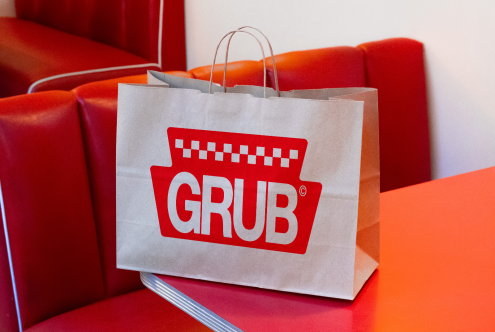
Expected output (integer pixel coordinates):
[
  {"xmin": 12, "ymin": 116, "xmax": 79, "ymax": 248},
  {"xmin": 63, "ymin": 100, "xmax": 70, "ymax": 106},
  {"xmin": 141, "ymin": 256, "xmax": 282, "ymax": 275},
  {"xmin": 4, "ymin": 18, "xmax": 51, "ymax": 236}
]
[
  {"xmin": 0, "ymin": 0, "xmax": 15, "ymax": 17},
  {"xmin": 185, "ymin": 0, "xmax": 495, "ymax": 180}
]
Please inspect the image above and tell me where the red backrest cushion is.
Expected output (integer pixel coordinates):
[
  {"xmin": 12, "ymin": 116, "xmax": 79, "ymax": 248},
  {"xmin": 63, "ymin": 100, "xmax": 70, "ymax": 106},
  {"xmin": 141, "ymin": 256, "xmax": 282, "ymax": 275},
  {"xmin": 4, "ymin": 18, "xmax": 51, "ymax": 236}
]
[
  {"xmin": 189, "ymin": 60, "xmax": 265, "ymax": 87},
  {"xmin": 187, "ymin": 39, "xmax": 430, "ymax": 191},
  {"xmin": 72, "ymin": 72, "xmax": 193, "ymax": 298},
  {"xmin": 161, "ymin": 1, "xmax": 187, "ymax": 71},
  {"xmin": 265, "ymin": 46, "xmax": 366, "ymax": 91},
  {"xmin": 15, "ymin": 0, "xmax": 186, "ymax": 70},
  {"xmin": 358, "ymin": 38, "xmax": 431, "ymax": 191},
  {"xmin": 0, "ymin": 91, "xmax": 105, "ymax": 329},
  {"xmin": 73, "ymin": 75, "xmax": 147, "ymax": 298}
]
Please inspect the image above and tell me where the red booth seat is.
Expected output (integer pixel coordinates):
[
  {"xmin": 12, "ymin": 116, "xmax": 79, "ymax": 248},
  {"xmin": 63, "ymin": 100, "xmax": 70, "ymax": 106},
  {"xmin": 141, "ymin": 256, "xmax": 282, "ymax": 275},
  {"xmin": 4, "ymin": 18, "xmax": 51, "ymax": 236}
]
[
  {"xmin": 0, "ymin": 0, "xmax": 186, "ymax": 98},
  {"xmin": 192, "ymin": 38, "xmax": 431, "ymax": 192},
  {"xmin": 0, "ymin": 37, "xmax": 430, "ymax": 331},
  {"xmin": 0, "ymin": 91, "xmax": 209, "ymax": 331},
  {"xmin": 78, "ymin": 37, "xmax": 432, "ymax": 193}
]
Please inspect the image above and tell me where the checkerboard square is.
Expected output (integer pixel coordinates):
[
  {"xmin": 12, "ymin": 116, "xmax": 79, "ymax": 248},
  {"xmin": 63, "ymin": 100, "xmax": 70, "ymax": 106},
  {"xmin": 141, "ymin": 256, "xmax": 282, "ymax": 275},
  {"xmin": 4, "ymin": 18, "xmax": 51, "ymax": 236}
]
[
  {"xmin": 273, "ymin": 148, "xmax": 281, "ymax": 158},
  {"xmin": 256, "ymin": 147, "xmax": 265, "ymax": 156},
  {"xmin": 207, "ymin": 142, "xmax": 216, "ymax": 151},
  {"xmin": 199, "ymin": 150, "xmax": 208, "ymax": 159},
  {"xmin": 281, "ymin": 158, "xmax": 289, "ymax": 167},
  {"xmin": 215, "ymin": 152, "xmax": 223, "ymax": 161},
  {"xmin": 175, "ymin": 139, "xmax": 183, "ymax": 149},
  {"xmin": 224, "ymin": 143, "xmax": 232, "ymax": 153},
  {"xmin": 183, "ymin": 149, "xmax": 191, "ymax": 158},
  {"xmin": 248, "ymin": 155, "xmax": 257, "ymax": 164},
  {"xmin": 264, "ymin": 156, "xmax": 273, "ymax": 166},
  {"xmin": 240, "ymin": 145, "xmax": 249, "ymax": 154},
  {"xmin": 290, "ymin": 150, "xmax": 298, "ymax": 159},
  {"xmin": 231, "ymin": 153, "xmax": 240, "ymax": 163},
  {"xmin": 191, "ymin": 141, "xmax": 200, "ymax": 150}
]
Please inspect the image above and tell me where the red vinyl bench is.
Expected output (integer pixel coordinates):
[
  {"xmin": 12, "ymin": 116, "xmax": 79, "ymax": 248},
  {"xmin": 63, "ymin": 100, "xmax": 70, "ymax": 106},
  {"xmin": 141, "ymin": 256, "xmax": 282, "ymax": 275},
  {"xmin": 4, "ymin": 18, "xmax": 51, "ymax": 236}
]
[
  {"xmin": 0, "ymin": 0, "xmax": 186, "ymax": 98},
  {"xmin": 0, "ymin": 90, "xmax": 209, "ymax": 331},
  {"xmin": 0, "ymin": 37, "xmax": 430, "ymax": 331},
  {"xmin": 76, "ymin": 37, "xmax": 432, "ymax": 192}
]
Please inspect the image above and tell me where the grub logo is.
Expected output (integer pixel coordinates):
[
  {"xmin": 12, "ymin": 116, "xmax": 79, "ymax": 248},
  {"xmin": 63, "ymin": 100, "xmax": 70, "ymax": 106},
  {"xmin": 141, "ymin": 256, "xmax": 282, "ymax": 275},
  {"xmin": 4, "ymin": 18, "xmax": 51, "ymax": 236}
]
[{"xmin": 150, "ymin": 127, "xmax": 322, "ymax": 254}]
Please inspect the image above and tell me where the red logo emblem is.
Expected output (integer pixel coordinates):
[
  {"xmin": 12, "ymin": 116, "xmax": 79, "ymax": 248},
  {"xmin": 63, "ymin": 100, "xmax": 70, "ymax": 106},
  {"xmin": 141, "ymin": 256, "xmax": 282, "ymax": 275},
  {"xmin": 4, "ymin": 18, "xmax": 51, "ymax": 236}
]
[{"xmin": 151, "ymin": 127, "xmax": 322, "ymax": 254}]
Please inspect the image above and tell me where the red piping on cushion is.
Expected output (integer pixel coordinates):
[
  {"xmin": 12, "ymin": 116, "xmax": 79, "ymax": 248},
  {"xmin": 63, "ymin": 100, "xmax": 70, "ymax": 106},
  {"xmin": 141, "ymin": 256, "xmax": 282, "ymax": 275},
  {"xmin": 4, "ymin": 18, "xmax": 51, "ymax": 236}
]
[{"xmin": 27, "ymin": 63, "xmax": 160, "ymax": 94}]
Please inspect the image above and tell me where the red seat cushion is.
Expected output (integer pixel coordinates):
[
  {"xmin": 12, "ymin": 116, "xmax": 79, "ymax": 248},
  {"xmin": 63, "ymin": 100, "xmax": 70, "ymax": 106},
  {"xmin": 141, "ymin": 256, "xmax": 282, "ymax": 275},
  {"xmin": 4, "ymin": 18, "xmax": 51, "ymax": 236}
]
[
  {"xmin": 189, "ymin": 60, "xmax": 265, "ymax": 87},
  {"xmin": 265, "ymin": 46, "xmax": 366, "ymax": 91},
  {"xmin": 0, "ymin": 18, "xmax": 160, "ymax": 97},
  {"xmin": 0, "ymin": 91, "xmax": 105, "ymax": 329},
  {"xmin": 25, "ymin": 289, "xmax": 211, "ymax": 332}
]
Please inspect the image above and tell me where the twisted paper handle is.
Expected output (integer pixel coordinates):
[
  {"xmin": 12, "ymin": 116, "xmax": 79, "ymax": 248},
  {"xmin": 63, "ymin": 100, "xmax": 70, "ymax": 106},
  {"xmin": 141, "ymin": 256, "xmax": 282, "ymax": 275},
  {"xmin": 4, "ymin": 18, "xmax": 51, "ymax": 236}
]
[{"xmin": 209, "ymin": 27, "xmax": 280, "ymax": 98}]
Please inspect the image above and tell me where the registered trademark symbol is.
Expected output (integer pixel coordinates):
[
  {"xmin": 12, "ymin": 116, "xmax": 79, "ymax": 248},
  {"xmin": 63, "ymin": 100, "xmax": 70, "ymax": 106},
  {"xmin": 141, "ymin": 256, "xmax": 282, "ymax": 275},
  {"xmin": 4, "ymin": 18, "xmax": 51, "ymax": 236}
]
[{"xmin": 299, "ymin": 185, "xmax": 307, "ymax": 196}]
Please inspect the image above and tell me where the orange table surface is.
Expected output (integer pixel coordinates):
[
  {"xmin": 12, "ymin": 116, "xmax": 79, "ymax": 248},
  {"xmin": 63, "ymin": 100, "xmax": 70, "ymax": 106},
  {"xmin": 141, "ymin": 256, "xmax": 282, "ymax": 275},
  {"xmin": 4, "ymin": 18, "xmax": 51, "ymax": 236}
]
[{"xmin": 147, "ymin": 166, "xmax": 495, "ymax": 331}]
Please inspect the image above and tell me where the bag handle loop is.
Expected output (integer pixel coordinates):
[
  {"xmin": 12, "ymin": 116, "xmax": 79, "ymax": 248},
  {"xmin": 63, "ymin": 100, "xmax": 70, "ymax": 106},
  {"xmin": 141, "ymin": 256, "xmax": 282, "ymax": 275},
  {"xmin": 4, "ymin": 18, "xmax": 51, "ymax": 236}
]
[
  {"xmin": 209, "ymin": 30, "xmax": 266, "ymax": 96},
  {"xmin": 223, "ymin": 26, "xmax": 280, "ymax": 97},
  {"xmin": 209, "ymin": 29, "xmax": 280, "ymax": 98}
]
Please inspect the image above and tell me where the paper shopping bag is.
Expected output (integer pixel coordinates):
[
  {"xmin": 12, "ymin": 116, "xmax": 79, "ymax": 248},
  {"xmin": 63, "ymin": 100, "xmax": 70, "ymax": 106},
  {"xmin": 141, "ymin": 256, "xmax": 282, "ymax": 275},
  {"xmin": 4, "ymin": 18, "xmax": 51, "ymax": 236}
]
[{"xmin": 116, "ymin": 30, "xmax": 379, "ymax": 300}]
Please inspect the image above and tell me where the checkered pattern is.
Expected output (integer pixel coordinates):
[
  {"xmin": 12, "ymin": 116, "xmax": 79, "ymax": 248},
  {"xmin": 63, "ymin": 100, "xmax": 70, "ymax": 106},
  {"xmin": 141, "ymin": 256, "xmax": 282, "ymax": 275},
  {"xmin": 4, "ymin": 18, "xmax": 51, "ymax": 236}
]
[{"xmin": 175, "ymin": 139, "xmax": 298, "ymax": 167}]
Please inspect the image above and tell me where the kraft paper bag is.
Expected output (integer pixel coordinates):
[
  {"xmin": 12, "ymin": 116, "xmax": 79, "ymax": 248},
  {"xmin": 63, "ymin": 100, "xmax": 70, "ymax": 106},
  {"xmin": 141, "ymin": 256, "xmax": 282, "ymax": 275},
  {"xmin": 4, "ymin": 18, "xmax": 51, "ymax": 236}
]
[{"xmin": 116, "ymin": 30, "xmax": 379, "ymax": 300}]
